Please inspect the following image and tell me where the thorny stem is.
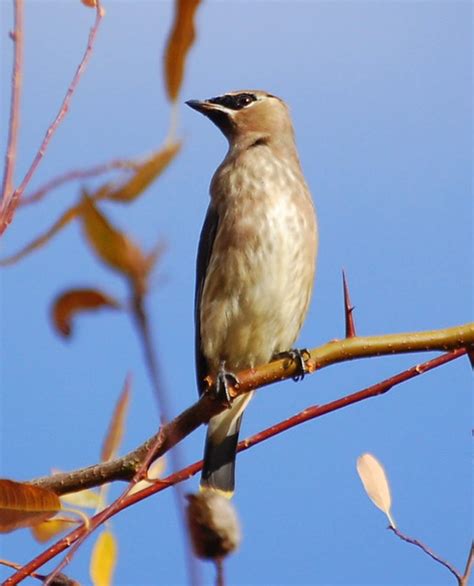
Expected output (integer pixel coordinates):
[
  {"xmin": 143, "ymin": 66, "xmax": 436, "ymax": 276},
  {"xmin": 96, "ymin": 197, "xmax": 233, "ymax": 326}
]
[
  {"xmin": 6, "ymin": 345, "xmax": 469, "ymax": 584},
  {"xmin": 30, "ymin": 325, "xmax": 473, "ymax": 496}
]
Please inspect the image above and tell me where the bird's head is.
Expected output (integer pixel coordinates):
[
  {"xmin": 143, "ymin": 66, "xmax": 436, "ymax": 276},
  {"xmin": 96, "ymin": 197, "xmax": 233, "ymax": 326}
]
[{"xmin": 186, "ymin": 90, "xmax": 295, "ymax": 150}]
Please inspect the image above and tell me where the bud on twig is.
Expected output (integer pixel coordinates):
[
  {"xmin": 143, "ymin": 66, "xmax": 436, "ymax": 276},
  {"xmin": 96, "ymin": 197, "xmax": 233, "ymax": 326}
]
[{"xmin": 186, "ymin": 491, "xmax": 241, "ymax": 561}]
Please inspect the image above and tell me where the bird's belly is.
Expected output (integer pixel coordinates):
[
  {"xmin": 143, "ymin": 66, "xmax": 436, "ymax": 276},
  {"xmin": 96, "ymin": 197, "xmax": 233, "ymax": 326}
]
[{"xmin": 200, "ymin": 202, "xmax": 315, "ymax": 372}]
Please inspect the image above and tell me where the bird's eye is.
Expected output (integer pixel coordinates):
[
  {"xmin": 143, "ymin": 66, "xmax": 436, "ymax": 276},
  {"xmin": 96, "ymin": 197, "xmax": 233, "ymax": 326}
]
[
  {"xmin": 236, "ymin": 94, "xmax": 255, "ymax": 108},
  {"xmin": 208, "ymin": 93, "xmax": 257, "ymax": 110}
]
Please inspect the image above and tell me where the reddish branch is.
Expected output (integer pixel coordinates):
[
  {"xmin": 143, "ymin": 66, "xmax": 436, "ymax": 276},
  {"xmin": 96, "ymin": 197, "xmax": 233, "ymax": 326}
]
[
  {"xmin": 0, "ymin": 1, "xmax": 104, "ymax": 235},
  {"xmin": 5, "ymin": 346, "xmax": 470, "ymax": 584},
  {"xmin": 0, "ymin": 0, "xmax": 24, "ymax": 218}
]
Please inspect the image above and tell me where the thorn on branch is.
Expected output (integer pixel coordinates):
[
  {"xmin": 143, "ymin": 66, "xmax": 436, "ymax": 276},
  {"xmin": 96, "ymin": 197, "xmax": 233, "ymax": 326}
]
[{"xmin": 342, "ymin": 269, "xmax": 356, "ymax": 338}]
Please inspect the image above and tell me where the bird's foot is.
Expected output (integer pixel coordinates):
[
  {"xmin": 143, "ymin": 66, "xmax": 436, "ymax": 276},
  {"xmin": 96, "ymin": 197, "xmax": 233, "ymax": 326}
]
[
  {"xmin": 215, "ymin": 362, "xmax": 239, "ymax": 407},
  {"xmin": 274, "ymin": 348, "xmax": 310, "ymax": 381}
]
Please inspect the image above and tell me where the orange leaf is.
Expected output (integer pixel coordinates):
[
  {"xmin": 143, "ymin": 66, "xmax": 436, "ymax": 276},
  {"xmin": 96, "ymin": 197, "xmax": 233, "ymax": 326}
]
[
  {"xmin": 90, "ymin": 530, "xmax": 117, "ymax": 586},
  {"xmin": 81, "ymin": 0, "xmax": 97, "ymax": 6},
  {"xmin": 107, "ymin": 142, "xmax": 181, "ymax": 203},
  {"xmin": 51, "ymin": 288, "xmax": 121, "ymax": 338},
  {"xmin": 80, "ymin": 195, "xmax": 148, "ymax": 285},
  {"xmin": 0, "ymin": 479, "xmax": 61, "ymax": 533},
  {"xmin": 31, "ymin": 517, "xmax": 76, "ymax": 543},
  {"xmin": 164, "ymin": 0, "xmax": 202, "ymax": 101},
  {"xmin": 101, "ymin": 375, "xmax": 131, "ymax": 462}
]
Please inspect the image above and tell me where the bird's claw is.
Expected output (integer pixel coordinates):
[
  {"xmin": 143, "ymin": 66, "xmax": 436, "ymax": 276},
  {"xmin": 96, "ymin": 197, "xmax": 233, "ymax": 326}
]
[
  {"xmin": 215, "ymin": 362, "xmax": 239, "ymax": 407},
  {"xmin": 276, "ymin": 348, "xmax": 310, "ymax": 381}
]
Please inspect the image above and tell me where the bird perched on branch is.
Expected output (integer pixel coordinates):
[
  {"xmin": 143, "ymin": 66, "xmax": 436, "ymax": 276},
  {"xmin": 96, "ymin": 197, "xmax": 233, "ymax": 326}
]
[{"xmin": 187, "ymin": 90, "xmax": 318, "ymax": 497}]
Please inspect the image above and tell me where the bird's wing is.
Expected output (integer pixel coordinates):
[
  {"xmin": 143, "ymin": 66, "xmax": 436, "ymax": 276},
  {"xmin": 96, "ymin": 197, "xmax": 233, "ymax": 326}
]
[{"xmin": 195, "ymin": 204, "xmax": 219, "ymax": 396}]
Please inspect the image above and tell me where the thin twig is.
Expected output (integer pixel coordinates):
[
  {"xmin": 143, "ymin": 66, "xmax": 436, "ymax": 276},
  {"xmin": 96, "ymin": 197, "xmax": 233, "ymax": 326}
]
[
  {"xmin": 215, "ymin": 560, "xmax": 224, "ymax": 586},
  {"xmin": 342, "ymin": 269, "xmax": 356, "ymax": 337},
  {"xmin": 19, "ymin": 159, "xmax": 138, "ymax": 207},
  {"xmin": 460, "ymin": 542, "xmax": 474, "ymax": 586},
  {"xmin": 388, "ymin": 526, "xmax": 462, "ymax": 583},
  {"xmin": 1, "ymin": 0, "xmax": 24, "ymax": 214},
  {"xmin": 0, "ymin": 1, "xmax": 105, "ymax": 235},
  {"xmin": 7, "ymin": 348, "xmax": 467, "ymax": 584}
]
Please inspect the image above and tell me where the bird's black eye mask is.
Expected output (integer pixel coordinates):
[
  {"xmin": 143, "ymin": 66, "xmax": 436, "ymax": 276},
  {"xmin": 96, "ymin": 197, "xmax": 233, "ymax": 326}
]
[{"xmin": 208, "ymin": 93, "xmax": 257, "ymax": 110}]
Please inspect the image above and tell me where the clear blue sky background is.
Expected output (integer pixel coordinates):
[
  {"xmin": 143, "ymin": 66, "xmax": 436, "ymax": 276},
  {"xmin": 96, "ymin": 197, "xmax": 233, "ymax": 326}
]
[{"xmin": 1, "ymin": 2, "xmax": 472, "ymax": 585}]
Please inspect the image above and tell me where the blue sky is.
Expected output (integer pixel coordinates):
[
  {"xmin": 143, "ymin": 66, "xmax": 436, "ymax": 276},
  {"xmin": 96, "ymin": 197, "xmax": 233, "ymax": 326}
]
[{"xmin": 1, "ymin": 1, "xmax": 472, "ymax": 585}]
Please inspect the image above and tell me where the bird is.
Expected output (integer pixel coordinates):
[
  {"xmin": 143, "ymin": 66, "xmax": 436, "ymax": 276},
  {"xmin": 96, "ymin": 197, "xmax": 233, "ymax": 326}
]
[{"xmin": 186, "ymin": 90, "xmax": 318, "ymax": 497}]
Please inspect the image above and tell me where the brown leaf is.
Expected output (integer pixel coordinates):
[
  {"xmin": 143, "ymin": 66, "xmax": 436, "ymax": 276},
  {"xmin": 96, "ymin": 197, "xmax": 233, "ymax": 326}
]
[
  {"xmin": 164, "ymin": 0, "xmax": 202, "ymax": 101},
  {"xmin": 0, "ymin": 479, "xmax": 61, "ymax": 533},
  {"xmin": 101, "ymin": 375, "xmax": 131, "ymax": 462},
  {"xmin": 80, "ymin": 195, "xmax": 149, "ymax": 286},
  {"xmin": 90, "ymin": 530, "xmax": 117, "ymax": 586},
  {"xmin": 51, "ymin": 288, "xmax": 121, "ymax": 338},
  {"xmin": 107, "ymin": 142, "xmax": 181, "ymax": 203}
]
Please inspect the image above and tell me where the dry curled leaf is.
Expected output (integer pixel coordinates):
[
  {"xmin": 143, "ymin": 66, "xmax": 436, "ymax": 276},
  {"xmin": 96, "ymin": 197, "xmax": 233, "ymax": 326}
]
[
  {"xmin": 51, "ymin": 288, "xmax": 121, "ymax": 338},
  {"xmin": 356, "ymin": 453, "xmax": 396, "ymax": 528},
  {"xmin": 101, "ymin": 375, "xmax": 131, "ymax": 462},
  {"xmin": 106, "ymin": 142, "xmax": 181, "ymax": 203},
  {"xmin": 164, "ymin": 0, "xmax": 202, "ymax": 101},
  {"xmin": 0, "ymin": 479, "xmax": 61, "ymax": 533},
  {"xmin": 90, "ymin": 529, "xmax": 117, "ymax": 586}
]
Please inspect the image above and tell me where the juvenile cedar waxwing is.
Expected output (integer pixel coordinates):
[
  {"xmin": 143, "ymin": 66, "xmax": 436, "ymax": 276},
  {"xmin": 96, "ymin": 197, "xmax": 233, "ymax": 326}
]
[{"xmin": 187, "ymin": 90, "xmax": 318, "ymax": 496}]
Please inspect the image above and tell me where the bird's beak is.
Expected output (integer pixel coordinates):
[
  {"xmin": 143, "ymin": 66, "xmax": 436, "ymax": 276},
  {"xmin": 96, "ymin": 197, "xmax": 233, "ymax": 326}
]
[{"xmin": 186, "ymin": 99, "xmax": 220, "ymax": 116}]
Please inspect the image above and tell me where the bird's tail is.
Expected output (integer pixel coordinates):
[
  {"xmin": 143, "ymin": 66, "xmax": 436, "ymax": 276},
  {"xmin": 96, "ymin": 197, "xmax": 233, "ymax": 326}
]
[{"xmin": 200, "ymin": 393, "xmax": 252, "ymax": 497}]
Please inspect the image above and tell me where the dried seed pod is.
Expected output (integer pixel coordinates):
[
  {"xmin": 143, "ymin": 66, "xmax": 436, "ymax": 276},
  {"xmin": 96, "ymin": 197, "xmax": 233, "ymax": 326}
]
[{"xmin": 186, "ymin": 491, "xmax": 241, "ymax": 560}]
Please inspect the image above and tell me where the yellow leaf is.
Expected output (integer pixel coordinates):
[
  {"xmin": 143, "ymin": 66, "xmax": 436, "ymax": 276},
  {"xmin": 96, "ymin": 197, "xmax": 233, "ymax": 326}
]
[
  {"xmin": 164, "ymin": 0, "xmax": 202, "ymax": 101},
  {"xmin": 31, "ymin": 517, "xmax": 76, "ymax": 543},
  {"xmin": 101, "ymin": 375, "xmax": 131, "ymax": 462},
  {"xmin": 90, "ymin": 530, "xmax": 117, "ymax": 586},
  {"xmin": 80, "ymin": 195, "xmax": 148, "ymax": 284},
  {"xmin": 356, "ymin": 453, "xmax": 396, "ymax": 528},
  {"xmin": 107, "ymin": 142, "xmax": 181, "ymax": 203},
  {"xmin": 60, "ymin": 489, "xmax": 101, "ymax": 509},
  {"xmin": 51, "ymin": 288, "xmax": 121, "ymax": 338},
  {"xmin": 0, "ymin": 479, "xmax": 61, "ymax": 533}
]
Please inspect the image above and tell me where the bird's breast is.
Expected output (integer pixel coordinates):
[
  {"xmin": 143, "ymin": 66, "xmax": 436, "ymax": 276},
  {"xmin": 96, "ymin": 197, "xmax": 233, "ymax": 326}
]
[{"xmin": 200, "ymin": 151, "xmax": 318, "ymax": 372}]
